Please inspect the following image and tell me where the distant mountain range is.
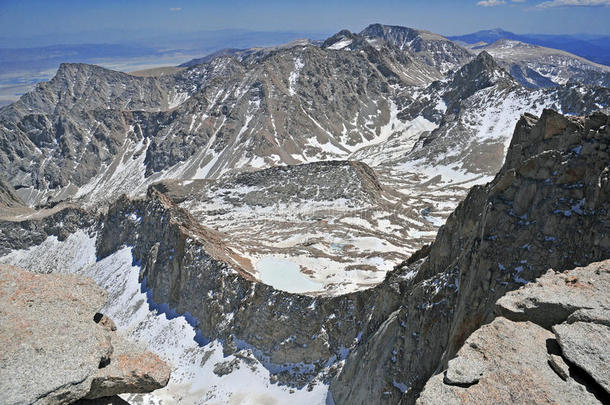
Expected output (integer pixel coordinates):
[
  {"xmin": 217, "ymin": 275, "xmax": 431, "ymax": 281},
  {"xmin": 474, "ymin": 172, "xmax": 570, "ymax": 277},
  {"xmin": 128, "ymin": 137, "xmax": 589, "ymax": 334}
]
[
  {"xmin": 0, "ymin": 30, "xmax": 330, "ymax": 76},
  {"xmin": 449, "ymin": 28, "xmax": 610, "ymax": 66}
]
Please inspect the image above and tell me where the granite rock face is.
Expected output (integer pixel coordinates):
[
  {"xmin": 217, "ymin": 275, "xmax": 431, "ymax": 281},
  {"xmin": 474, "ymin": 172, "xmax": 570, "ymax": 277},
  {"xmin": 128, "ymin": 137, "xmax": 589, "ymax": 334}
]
[
  {"xmin": 85, "ymin": 334, "xmax": 172, "ymax": 400},
  {"xmin": 0, "ymin": 264, "xmax": 170, "ymax": 404},
  {"xmin": 418, "ymin": 260, "xmax": 610, "ymax": 404}
]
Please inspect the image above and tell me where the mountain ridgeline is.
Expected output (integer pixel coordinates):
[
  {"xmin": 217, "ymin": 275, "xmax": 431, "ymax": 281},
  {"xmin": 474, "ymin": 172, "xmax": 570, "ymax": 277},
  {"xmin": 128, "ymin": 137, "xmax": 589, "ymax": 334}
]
[
  {"xmin": 1, "ymin": 24, "xmax": 608, "ymax": 208},
  {"xmin": 0, "ymin": 23, "xmax": 609, "ymax": 404}
]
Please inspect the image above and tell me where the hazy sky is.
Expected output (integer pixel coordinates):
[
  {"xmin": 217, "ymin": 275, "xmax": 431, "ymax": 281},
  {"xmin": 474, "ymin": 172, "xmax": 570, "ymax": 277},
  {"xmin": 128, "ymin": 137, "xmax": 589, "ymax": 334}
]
[{"xmin": 1, "ymin": 0, "xmax": 609, "ymax": 47}]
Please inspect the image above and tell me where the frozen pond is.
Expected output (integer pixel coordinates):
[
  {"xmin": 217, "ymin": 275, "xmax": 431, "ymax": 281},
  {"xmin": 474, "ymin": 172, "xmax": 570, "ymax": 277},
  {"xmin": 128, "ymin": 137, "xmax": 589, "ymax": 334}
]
[{"xmin": 256, "ymin": 256, "xmax": 323, "ymax": 294}]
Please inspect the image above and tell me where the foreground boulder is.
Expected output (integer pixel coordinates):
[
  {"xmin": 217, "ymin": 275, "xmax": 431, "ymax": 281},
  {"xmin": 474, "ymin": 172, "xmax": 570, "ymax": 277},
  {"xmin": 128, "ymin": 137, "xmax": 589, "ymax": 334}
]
[
  {"xmin": 0, "ymin": 264, "xmax": 170, "ymax": 404},
  {"xmin": 417, "ymin": 260, "xmax": 610, "ymax": 404}
]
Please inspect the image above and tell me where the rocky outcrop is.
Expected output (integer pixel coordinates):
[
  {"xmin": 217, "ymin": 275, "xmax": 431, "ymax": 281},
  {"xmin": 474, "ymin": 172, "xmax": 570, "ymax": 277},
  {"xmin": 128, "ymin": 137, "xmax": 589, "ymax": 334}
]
[
  {"xmin": 418, "ymin": 260, "xmax": 610, "ymax": 404},
  {"xmin": 0, "ymin": 264, "xmax": 170, "ymax": 404},
  {"xmin": 0, "ymin": 177, "xmax": 25, "ymax": 209},
  {"xmin": 496, "ymin": 260, "xmax": 610, "ymax": 329},
  {"xmin": 154, "ymin": 160, "xmax": 384, "ymax": 208},
  {"xmin": 442, "ymin": 51, "xmax": 516, "ymax": 111}
]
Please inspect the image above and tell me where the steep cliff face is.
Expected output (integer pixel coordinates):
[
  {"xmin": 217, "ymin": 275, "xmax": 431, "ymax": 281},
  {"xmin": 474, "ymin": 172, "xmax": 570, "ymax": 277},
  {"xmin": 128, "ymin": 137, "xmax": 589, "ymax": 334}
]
[
  {"xmin": 96, "ymin": 189, "xmax": 368, "ymax": 367},
  {"xmin": 330, "ymin": 109, "xmax": 610, "ymax": 403}
]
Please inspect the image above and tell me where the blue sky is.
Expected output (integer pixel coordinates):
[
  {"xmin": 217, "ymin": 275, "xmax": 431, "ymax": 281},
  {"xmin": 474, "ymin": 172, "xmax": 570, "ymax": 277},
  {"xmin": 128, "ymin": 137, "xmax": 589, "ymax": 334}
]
[{"xmin": 1, "ymin": 0, "xmax": 609, "ymax": 47}]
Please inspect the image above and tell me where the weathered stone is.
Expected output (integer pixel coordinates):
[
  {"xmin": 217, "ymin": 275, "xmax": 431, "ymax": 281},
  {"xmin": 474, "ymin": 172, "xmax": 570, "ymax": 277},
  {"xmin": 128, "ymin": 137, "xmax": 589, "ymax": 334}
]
[
  {"xmin": 86, "ymin": 335, "xmax": 171, "ymax": 399},
  {"xmin": 567, "ymin": 308, "xmax": 610, "ymax": 327},
  {"xmin": 0, "ymin": 264, "xmax": 112, "ymax": 405},
  {"xmin": 443, "ymin": 356, "xmax": 486, "ymax": 386},
  {"xmin": 496, "ymin": 261, "xmax": 610, "ymax": 329},
  {"xmin": 417, "ymin": 318, "xmax": 599, "ymax": 405},
  {"xmin": 553, "ymin": 322, "xmax": 610, "ymax": 395},
  {"xmin": 0, "ymin": 264, "xmax": 170, "ymax": 404},
  {"xmin": 548, "ymin": 353, "xmax": 570, "ymax": 381}
]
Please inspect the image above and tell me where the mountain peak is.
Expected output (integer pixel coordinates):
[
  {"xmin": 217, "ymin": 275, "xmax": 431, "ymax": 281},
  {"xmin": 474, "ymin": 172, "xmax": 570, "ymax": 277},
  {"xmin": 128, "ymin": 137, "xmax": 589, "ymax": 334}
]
[
  {"xmin": 489, "ymin": 28, "xmax": 513, "ymax": 34},
  {"xmin": 474, "ymin": 50, "xmax": 495, "ymax": 65},
  {"xmin": 442, "ymin": 50, "xmax": 515, "ymax": 110},
  {"xmin": 358, "ymin": 23, "xmax": 472, "ymax": 74},
  {"xmin": 321, "ymin": 29, "xmax": 357, "ymax": 49}
]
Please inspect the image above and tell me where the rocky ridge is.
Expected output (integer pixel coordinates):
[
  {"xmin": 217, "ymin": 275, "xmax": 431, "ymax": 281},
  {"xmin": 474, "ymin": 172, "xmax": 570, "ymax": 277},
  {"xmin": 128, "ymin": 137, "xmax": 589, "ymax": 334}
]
[
  {"xmin": 0, "ymin": 264, "xmax": 170, "ymax": 404},
  {"xmin": 152, "ymin": 160, "xmax": 425, "ymax": 295},
  {"xmin": 1, "ymin": 25, "xmax": 607, "ymax": 211}
]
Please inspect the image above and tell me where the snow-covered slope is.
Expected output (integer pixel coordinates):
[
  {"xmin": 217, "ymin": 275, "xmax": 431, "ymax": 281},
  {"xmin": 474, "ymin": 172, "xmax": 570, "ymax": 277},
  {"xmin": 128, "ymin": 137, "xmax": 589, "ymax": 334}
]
[
  {"xmin": 469, "ymin": 39, "xmax": 610, "ymax": 88},
  {"xmin": 0, "ymin": 231, "xmax": 331, "ymax": 405}
]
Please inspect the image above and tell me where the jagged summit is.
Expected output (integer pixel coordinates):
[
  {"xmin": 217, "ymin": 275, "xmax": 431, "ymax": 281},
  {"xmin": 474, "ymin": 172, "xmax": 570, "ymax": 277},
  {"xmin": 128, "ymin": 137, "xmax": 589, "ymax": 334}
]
[
  {"xmin": 453, "ymin": 50, "xmax": 513, "ymax": 85},
  {"xmin": 321, "ymin": 29, "xmax": 357, "ymax": 50},
  {"xmin": 360, "ymin": 23, "xmax": 473, "ymax": 73},
  {"xmin": 442, "ymin": 50, "xmax": 516, "ymax": 109}
]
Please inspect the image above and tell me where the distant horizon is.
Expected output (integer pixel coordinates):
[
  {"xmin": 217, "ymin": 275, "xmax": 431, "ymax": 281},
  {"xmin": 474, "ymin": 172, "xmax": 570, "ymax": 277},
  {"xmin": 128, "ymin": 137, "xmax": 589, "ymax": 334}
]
[
  {"xmin": 1, "ymin": 0, "xmax": 610, "ymax": 49},
  {"xmin": 1, "ymin": 24, "xmax": 609, "ymax": 50}
]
